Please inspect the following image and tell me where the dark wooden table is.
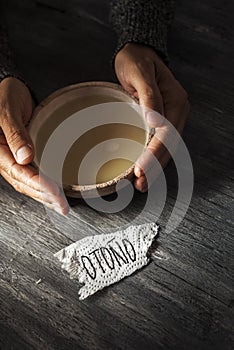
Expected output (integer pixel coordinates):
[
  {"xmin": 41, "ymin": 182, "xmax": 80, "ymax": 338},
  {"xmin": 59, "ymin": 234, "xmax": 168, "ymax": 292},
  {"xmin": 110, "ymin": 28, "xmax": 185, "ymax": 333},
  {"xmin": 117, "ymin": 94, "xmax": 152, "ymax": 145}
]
[{"xmin": 0, "ymin": 1, "xmax": 233, "ymax": 349}]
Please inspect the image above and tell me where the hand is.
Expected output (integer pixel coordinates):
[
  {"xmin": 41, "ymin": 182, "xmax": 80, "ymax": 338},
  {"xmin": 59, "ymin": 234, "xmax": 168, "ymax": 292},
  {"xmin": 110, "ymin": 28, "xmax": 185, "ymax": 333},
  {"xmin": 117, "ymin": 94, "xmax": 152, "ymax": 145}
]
[
  {"xmin": 115, "ymin": 43, "xmax": 190, "ymax": 192},
  {"xmin": 0, "ymin": 77, "xmax": 68, "ymax": 214}
]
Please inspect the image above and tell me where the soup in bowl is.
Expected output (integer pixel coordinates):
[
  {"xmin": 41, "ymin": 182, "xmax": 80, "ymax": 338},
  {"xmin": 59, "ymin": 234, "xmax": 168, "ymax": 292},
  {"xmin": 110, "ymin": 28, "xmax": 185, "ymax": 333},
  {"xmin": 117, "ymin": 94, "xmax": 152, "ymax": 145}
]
[{"xmin": 28, "ymin": 82, "xmax": 150, "ymax": 198}]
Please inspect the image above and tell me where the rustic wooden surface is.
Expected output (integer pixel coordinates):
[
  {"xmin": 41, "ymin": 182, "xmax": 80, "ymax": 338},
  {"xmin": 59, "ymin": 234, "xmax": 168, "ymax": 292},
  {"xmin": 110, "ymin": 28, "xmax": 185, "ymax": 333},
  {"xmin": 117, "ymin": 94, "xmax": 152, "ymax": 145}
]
[{"xmin": 0, "ymin": 0, "xmax": 234, "ymax": 349}]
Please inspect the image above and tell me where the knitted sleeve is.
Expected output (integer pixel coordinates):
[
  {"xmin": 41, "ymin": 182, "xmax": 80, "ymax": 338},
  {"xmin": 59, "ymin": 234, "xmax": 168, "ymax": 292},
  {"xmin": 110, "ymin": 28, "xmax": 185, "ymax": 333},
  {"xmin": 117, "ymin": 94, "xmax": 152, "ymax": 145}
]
[
  {"xmin": 0, "ymin": 22, "xmax": 18, "ymax": 81},
  {"xmin": 109, "ymin": 0, "xmax": 175, "ymax": 64},
  {"xmin": 0, "ymin": 16, "xmax": 38, "ymax": 104}
]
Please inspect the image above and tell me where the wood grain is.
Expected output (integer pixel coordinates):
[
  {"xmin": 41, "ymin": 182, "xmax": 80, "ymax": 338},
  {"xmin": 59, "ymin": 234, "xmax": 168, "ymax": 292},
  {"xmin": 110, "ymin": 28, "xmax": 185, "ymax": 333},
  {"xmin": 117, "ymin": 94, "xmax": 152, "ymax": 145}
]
[{"xmin": 0, "ymin": 0, "xmax": 234, "ymax": 349}]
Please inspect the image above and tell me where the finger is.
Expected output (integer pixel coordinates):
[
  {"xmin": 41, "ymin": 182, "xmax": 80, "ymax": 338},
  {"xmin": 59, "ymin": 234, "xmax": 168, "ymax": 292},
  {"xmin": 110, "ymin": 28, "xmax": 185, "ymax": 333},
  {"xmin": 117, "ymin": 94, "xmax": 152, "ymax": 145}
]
[
  {"xmin": 1, "ymin": 171, "xmax": 69, "ymax": 215},
  {"xmin": 0, "ymin": 142, "xmax": 56, "ymax": 193},
  {"xmin": 134, "ymin": 123, "xmax": 172, "ymax": 178},
  {"xmin": 133, "ymin": 106, "xmax": 166, "ymax": 178},
  {"xmin": 129, "ymin": 69, "xmax": 164, "ymax": 178},
  {"xmin": 135, "ymin": 95, "xmax": 190, "ymax": 178},
  {"xmin": 0, "ymin": 144, "xmax": 69, "ymax": 210},
  {"xmin": 30, "ymin": 190, "xmax": 69, "ymax": 215},
  {"xmin": 1, "ymin": 168, "xmax": 69, "ymax": 215},
  {"xmin": 134, "ymin": 145, "xmax": 167, "ymax": 192},
  {"xmin": 155, "ymin": 61, "xmax": 189, "ymax": 126},
  {"xmin": 135, "ymin": 78, "xmax": 163, "ymax": 113},
  {"xmin": 1, "ymin": 168, "xmax": 69, "ymax": 214},
  {"xmin": 31, "ymin": 196, "xmax": 69, "ymax": 215},
  {"xmin": 134, "ymin": 150, "xmax": 171, "ymax": 192},
  {"xmin": 119, "ymin": 63, "xmax": 164, "ymax": 118},
  {"xmin": 0, "ymin": 109, "xmax": 34, "ymax": 165},
  {"xmin": 134, "ymin": 113, "xmax": 188, "ymax": 192}
]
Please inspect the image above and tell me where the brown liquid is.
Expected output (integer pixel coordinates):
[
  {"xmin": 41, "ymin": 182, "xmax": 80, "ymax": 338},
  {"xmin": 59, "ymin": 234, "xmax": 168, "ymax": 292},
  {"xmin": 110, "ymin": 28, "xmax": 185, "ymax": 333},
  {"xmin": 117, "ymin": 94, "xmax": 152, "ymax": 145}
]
[{"xmin": 35, "ymin": 95, "xmax": 147, "ymax": 185}]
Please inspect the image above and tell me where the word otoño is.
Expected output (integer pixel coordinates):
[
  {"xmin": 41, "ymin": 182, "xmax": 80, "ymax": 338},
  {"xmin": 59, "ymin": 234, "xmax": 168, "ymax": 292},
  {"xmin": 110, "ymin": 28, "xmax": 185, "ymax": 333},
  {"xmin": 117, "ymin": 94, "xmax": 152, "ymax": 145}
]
[{"xmin": 81, "ymin": 238, "xmax": 137, "ymax": 280}]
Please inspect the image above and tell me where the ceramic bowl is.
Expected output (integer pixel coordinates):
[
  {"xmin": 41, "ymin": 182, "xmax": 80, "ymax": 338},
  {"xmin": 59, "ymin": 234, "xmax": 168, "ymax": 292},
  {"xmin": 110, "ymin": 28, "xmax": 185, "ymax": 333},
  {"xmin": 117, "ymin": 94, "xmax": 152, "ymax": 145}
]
[{"xmin": 28, "ymin": 81, "xmax": 150, "ymax": 198}]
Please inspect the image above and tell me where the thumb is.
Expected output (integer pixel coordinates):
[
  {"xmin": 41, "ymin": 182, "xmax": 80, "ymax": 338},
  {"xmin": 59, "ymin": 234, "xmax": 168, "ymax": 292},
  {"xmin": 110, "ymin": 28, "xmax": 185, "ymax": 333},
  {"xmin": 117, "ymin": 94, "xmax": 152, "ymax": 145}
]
[
  {"xmin": 1, "ymin": 112, "xmax": 34, "ymax": 165},
  {"xmin": 134, "ymin": 79, "xmax": 164, "ymax": 176}
]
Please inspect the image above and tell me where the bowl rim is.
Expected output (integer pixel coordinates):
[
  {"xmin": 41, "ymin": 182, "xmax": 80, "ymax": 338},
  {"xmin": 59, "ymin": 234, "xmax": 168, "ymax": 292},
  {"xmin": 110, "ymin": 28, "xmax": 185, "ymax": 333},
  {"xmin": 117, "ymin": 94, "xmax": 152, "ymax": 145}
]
[{"xmin": 28, "ymin": 81, "xmax": 151, "ymax": 194}]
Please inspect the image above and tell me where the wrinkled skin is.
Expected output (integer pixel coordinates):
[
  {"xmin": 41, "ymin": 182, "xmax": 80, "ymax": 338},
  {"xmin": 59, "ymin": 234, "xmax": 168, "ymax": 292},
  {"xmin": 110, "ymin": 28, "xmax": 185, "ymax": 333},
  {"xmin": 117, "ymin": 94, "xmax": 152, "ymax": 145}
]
[
  {"xmin": 0, "ymin": 43, "xmax": 189, "ymax": 213},
  {"xmin": 115, "ymin": 43, "xmax": 190, "ymax": 192}
]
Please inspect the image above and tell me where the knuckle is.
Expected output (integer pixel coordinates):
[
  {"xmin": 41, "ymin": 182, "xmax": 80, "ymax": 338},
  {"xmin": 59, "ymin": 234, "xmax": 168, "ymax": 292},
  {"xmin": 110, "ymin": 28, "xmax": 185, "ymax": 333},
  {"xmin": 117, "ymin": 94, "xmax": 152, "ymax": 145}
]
[
  {"xmin": 8, "ymin": 162, "xmax": 19, "ymax": 181},
  {"xmin": 10, "ymin": 166, "xmax": 25, "ymax": 193},
  {"xmin": 136, "ymin": 57, "xmax": 153, "ymax": 70},
  {"xmin": 136, "ymin": 179, "xmax": 148, "ymax": 192},
  {"xmin": 6, "ymin": 163, "xmax": 14, "ymax": 178},
  {"xmin": 138, "ymin": 185, "xmax": 145, "ymax": 192},
  {"xmin": 13, "ymin": 181, "xmax": 22, "ymax": 193},
  {"xmin": 0, "ymin": 103, "xmax": 12, "ymax": 126},
  {"xmin": 7, "ymin": 128, "xmax": 24, "ymax": 146},
  {"xmin": 139, "ymin": 184, "xmax": 148, "ymax": 193},
  {"xmin": 125, "ymin": 62, "xmax": 138, "ymax": 75},
  {"xmin": 143, "ymin": 86, "xmax": 155, "ymax": 100},
  {"xmin": 25, "ymin": 172, "xmax": 36, "ymax": 188}
]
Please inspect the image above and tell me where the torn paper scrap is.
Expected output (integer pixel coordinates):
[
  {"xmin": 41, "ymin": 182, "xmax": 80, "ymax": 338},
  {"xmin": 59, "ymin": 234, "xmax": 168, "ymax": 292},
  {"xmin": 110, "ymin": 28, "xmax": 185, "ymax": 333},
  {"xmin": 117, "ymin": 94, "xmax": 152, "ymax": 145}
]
[{"xmin": 54, "ymin": 222, "xmax": 159, "ymax": 300}]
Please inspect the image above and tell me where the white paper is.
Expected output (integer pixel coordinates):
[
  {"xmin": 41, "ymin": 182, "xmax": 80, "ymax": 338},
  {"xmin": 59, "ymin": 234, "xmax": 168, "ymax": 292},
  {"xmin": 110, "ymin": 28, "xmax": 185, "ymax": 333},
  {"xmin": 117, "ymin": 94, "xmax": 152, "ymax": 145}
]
[{"xmin": 54, "ymin": 222, "xmax": 159, "ymax": 299}]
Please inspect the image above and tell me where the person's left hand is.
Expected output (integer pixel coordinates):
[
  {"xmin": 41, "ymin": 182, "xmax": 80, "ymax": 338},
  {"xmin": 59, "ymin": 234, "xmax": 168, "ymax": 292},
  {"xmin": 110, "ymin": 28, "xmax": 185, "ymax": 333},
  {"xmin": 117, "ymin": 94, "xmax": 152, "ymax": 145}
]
[{"xmin": 115, "ymin": 43, "xmax": 190, "ymax": 192}]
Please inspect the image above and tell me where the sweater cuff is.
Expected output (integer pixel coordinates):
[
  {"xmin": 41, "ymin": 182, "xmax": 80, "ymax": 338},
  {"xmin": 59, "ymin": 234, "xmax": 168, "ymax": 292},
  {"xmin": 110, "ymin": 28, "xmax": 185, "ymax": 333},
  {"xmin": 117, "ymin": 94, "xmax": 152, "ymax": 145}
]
[
  {"xmin": 113, "ymin": 34, "xmax": 169, "ymax": 68},
  {"xmin": 0, "ymin": 21, "xmax": 38, "ymax": 106},
  {"xmin": 114, "ymin": 22, "xmax": 169, "ymax": 65},
  {"xmin": 110, "ymin": 0, "xmax": 175, "ymax": 67}
]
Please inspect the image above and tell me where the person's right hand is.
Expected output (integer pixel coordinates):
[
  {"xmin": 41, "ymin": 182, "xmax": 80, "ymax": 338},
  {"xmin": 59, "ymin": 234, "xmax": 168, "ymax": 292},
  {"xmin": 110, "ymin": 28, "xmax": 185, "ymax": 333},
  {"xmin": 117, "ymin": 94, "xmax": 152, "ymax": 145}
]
[{"xmin": 0, "ymin": 77, "xmax": 68, "ymax": 214}]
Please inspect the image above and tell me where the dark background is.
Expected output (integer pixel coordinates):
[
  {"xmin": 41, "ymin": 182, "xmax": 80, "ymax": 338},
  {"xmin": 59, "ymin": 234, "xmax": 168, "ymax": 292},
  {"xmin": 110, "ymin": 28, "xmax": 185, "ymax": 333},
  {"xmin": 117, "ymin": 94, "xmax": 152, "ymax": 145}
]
[{"xmin": 0, "ymin": 1, "xmax": 233, "ymax": 349}]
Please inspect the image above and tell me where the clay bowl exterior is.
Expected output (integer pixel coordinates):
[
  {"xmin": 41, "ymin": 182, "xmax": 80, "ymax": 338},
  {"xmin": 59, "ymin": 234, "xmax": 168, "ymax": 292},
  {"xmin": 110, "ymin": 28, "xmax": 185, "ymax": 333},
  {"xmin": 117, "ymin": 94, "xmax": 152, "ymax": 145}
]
[{"xmin": 28, "ymin": 81, "xmax": 150, "ymax": 198}]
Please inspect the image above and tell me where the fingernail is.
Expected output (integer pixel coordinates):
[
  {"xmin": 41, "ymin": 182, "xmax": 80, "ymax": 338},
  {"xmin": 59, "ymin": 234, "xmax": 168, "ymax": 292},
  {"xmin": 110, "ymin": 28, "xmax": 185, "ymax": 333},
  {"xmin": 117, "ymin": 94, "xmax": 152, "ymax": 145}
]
[
  {"xmin": 134, "ymin": 165, "xmax": 142, "ymax": 177},
  {"xmin": 16, "ymin": 144, "xmax": 32, "ymax": 163},
  {"xmin": 53, "ymin": 201, "xmax": 69, "ymax": 212},
  {"xmin": 54, "ymin": 205, "xmax": 69, "ymax": 216},
  {"xmin": 53, "ymin": 206, "xmax": 64, "ymax": 215},
  {"xmin": 62, "ymin": 206, "xmax": 69, "ymax": 215},
  {"xmin": 146, "ymin": 111, "xmax": 164, "ymax": 128}
]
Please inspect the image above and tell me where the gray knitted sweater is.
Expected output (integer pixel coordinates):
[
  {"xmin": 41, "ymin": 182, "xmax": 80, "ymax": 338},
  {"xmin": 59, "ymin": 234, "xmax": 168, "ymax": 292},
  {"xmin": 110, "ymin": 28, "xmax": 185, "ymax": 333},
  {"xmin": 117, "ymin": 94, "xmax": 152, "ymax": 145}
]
[{"xmin": 0, "ymin": 0, "xmax": 175, "ymax": 97}]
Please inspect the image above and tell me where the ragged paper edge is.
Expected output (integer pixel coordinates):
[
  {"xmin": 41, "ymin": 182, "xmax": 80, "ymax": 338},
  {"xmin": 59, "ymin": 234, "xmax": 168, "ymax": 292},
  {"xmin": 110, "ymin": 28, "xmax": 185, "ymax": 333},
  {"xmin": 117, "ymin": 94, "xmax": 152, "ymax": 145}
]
[
  {"xmin": 54, "ymin": 223, "xmax": 159, "ymax": 299},
  {"xmin": 78, "ymin": 223, "xmax": 159, "ymax": 299}
]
